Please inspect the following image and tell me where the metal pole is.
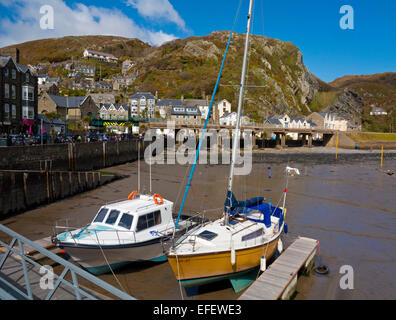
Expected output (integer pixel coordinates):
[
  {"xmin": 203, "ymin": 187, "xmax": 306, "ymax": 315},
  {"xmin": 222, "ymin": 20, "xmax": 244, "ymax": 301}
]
[
  {"xmin": 225, "ymin": 0, "xmax": 254, "ymax": 225},
  {"xmin": 41, "ymin": 118, "xmax": 43, "ymax": 146}
]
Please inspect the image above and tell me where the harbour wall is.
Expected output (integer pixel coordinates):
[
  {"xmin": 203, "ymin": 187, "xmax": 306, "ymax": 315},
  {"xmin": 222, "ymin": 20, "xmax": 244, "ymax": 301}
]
[
  {"xmin": 0, "ymin": 140, "xmax": 144, "ymax": 172},
  {"xmin": 0, "ymin": 170, "xmax": 119, "ymax": 218}
]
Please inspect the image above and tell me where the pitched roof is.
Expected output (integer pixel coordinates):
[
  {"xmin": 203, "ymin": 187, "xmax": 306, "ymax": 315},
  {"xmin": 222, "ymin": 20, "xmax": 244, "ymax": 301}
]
[
  {"xmin": 99, "ymin": 103, "xmax": 129, "ymax": 111},
  {"xmin": 156, "ymin": 99, "xmax": 182, "ymax": 107},
  {"xmin": 183, "ymin": 99, "xmax": 208, "ymax": 107},
  {"xmin": 130, "ymin": 92, "xmax": 156, "ymax": 100},
  {"xmin": 48, "ymin": 94, "xmax": 87, "ymax": 109}
]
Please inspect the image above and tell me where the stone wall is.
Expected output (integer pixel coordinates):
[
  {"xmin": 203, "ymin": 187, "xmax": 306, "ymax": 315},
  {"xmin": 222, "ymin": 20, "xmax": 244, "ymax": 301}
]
[
  {"xmin": 0, "ymin": 170, "xmax": 117, "ymax": 218},
  {"xmin": 0, "ymin": 140, "xmax": 143, "ymax": 171}
]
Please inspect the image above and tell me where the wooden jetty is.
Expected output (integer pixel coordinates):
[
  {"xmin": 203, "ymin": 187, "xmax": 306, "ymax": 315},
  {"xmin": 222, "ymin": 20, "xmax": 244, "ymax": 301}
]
[{"xmin": 239, "ymin": 237, "xmax": 318, "ymax": 300}]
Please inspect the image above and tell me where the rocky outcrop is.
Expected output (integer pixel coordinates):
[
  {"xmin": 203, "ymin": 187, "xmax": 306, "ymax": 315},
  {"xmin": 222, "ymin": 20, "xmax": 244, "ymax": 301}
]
[{"xmin": 325, "ymin": 89, "xmax": 364, "ymax": 121}]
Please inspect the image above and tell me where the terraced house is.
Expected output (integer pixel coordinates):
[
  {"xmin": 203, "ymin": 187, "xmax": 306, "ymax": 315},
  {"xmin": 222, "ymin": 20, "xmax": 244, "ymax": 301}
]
[
  {"xmin": 129, "ymin": 92, "xmax": 156, "ymax": 118},
  {"xmin": 0, "ymin": 55, "xmax": 38, "ymax": 134}
]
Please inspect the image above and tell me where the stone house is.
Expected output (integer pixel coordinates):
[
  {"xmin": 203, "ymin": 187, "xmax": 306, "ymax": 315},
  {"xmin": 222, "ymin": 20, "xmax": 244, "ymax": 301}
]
[{"xmin": 38, "ymin": 93, "xmax": 98, "ymax": 121}]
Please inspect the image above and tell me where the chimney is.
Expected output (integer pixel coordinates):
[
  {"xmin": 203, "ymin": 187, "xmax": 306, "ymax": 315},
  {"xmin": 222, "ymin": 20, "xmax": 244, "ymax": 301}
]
[
  {"xmin": 16, "ymin": 48, "xmax": 20, "ymax": 64},
  {"xmin": 181, "ymin": 95, "xmax": 184, "ymax": 103},
  {"xmin": 155, "ymin": 90, "xmax": 158, "ymax": 99}
]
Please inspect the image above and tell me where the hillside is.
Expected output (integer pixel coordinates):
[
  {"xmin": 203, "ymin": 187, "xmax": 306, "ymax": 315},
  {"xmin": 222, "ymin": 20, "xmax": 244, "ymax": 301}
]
[
  {"xmin": 328, "ymin": 73, "xmax": 396, "ymax": 131},
  {"xmin": 132, "ymin": 31, "xmax": 324, "ymax": 121},
  {"xmin": 0, "ymin": 35, "xmax": 151, "ymax": 65},
  {"xmin": 1, "ymin": 33, "xmax": 394, "ymax": 127}
]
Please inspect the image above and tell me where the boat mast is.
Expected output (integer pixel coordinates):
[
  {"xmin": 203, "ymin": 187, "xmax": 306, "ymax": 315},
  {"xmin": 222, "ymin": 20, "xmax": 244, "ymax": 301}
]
[{"xmin": 225, "ymin": 0, "xmax": 254, "ymax": 225}]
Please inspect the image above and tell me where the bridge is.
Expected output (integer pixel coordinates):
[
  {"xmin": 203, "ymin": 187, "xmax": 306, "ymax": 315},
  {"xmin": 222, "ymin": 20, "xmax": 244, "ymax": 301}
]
[{"xmin": 145, "ymin": 122, "xmax": 337, "ymax": 148}]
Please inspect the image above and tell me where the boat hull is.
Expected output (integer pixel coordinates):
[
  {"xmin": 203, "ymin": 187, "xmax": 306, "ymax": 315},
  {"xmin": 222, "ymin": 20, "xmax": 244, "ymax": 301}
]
[
  {"xmin": 58, "ymin": 237, "xmax": 166, "ymax": 275},
  {"xmin": 167, "ymin": 236, "xmax": 279, "ymax": 285}
]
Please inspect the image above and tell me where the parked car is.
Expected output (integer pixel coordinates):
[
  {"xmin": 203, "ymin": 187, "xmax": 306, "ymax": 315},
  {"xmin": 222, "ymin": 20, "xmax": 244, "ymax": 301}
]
[{"xmin": 9, "ymin": 134, "xmax": 25, "ymax": 146}]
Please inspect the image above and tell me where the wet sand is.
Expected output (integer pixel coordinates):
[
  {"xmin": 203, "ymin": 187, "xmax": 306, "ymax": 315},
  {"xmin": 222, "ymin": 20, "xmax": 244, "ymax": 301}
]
[{"xmin": 1, "ymin": 151, "xmax": 395, "ymax": 300}]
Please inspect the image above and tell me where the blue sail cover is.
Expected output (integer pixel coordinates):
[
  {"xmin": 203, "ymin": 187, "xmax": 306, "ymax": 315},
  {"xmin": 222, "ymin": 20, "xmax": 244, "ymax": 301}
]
[{"xmin": 224, "ymin": 191, "xmax": 283, "ymax": 228}]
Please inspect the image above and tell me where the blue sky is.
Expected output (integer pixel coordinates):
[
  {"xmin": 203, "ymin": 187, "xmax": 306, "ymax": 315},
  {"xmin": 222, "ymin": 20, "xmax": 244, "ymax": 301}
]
[{"xmin": 0, "ymin": 0, "xmax": 395, "ymax": 82}]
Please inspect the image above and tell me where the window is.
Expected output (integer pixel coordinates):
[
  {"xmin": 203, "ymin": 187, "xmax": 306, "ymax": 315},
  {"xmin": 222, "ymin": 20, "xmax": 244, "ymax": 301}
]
[
  {"xmin": 4, "ymin": 104, "xmax": 9, "ymax": 120},
  {"xmin": 118, "ymin": 213, "xmax": 134, "ymax": 230},
  {"xmin": 22, "ymin": 106, "xmax": 28, "ymax": 119},
  {"xmin": 4, "ymin": 84, "xmax": 9, "ymax": 98},
  {"xmin": 25, "ymin": 73, "xmax": 29, "ymax": 82},
  {"xmin": 93, "ymin": 208, "xmax": 108, "ymax": 223},
  {"xmin": 198, "ymin": 230, "xmax": 218, "ymax": 241},
  {"xmin": 11, "ymin": 105, "xmax": 16, "ymax": 119},
  {"xmin": 11, "ymin": 69, "xmax": 16, "ymax": 79},
  {"xmin": 105, "ymin": 210, "xmax": 120, "ymax": 225},
  {"xmin": 4, "ymin": 69, "xmax": 8, "ymax": 77},
  {"xmin": 22, "ymin": 86, "xmax": 34, "ymax": 101},
  {"xmin": 11, "ymin": 85, "xmax": 16, "ymax": 99},
  {"xmin": 136, "ymin": 210, "xmax": 161, "ymax": 232},
  {"xmin": 241, "ymin": 229, "xmax": 264, "ymax": 242}
]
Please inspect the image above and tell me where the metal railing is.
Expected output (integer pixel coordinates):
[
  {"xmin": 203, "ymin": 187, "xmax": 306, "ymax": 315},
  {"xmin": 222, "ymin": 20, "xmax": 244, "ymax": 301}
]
[
  {"xmin": 0, "ymin": 224, "xmax": 135, "ymax": 300},
  {"xmin": 52, "ymin": 224, "xmax": 138, "ymax": 245}
]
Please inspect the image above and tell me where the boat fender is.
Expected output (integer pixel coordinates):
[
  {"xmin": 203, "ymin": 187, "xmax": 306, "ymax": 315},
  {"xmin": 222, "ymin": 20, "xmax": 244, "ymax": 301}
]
[
  {"xmin": 260, "ymin": 256, "xmax": 266, "ymax": 271},
  {"xmin": 284, "ymin": 223, "xmax": 288, "ymax": 234},
  {"xmin": 128, "ymin": 190, "xmax": 138, "ymax": 200},
  {"xmin": 231, "ymin": 242, "xmax": 236, "ymax": 266},
  {"xmin": 153, "ymin": 194, "xmax": 164, "ymax": 205},
  {"xmin": 277, "ymin": 238, "xmax": 283, "ymax": 254}
]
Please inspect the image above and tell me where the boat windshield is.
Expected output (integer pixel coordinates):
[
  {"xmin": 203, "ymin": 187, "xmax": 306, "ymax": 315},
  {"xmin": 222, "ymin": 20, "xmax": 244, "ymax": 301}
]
[
  {"xmin": 105, "ymin": 210, "xmax": 121, "ymax": 225},
  {"xmin": 93, "ymin": 208, "xmax": 108, "ymax": 223},
  {"xmin": 118, "ymin": 213, "xmax": 134, "ymax": 230}
]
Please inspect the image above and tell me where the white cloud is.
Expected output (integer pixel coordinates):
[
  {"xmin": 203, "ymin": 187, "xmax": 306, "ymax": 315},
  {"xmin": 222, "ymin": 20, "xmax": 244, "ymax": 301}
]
[
  {"xmin": 126, "ymin": 0, "xmax": 187, "ymax": 31},
  {"xmin": 0, "ymin": 0, "xmax": 178, "ymax": 47}
]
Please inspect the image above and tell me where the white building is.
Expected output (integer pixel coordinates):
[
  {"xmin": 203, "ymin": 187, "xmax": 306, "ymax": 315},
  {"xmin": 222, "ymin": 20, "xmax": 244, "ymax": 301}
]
[
  {"xmin": 214, "ymin": 99, "xmax": 232, "ymax": 122},
  {"xmin": 129, "ymin": 92, "xmax": 156, "ymax": 118},
  {"xmin": 219, "ymin": 112, "xmax": 250, "ymax": 126},
  {"xmin": 370, "ymin": 107, "xmax": 388, "ymax": 116},
  {"xmin": 83, "ymin": 49, "xmax": 118, "ymax": 63}
]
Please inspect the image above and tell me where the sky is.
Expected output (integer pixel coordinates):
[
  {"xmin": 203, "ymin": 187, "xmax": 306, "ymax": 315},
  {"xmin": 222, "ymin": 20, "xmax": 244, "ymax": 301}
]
[{"xmin": 0, "ymin": 0, "xmax": 395, "ymax": 82}]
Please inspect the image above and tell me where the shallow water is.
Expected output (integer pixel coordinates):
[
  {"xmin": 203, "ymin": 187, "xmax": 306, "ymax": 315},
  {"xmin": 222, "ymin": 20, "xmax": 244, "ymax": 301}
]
[{"xmin": 1, "ymin": 157, "xmax": 395, "ymax": 300}]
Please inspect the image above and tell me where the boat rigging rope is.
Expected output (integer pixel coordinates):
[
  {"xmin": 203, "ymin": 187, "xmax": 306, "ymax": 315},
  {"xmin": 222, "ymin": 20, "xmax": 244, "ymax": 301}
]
[{"xmin": 94, "ymin": 232, "xmax": 128, "ymax": 295}]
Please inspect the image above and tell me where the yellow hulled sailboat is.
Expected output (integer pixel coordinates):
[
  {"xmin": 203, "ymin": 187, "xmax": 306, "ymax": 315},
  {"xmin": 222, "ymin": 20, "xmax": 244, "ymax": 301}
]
[{"xmin": 166, "ymin": 0, "xmax": 299, "ymax": 291}]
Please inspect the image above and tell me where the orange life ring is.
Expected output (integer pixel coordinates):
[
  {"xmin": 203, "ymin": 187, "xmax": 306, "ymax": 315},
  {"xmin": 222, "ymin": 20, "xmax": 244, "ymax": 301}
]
[
  {"xmin": 153, "ymin": 194, "xmax": 164, "ymax": 205},
  {"xmin": 128, "ymin": 190, "xmax": 138, "ymax": 200}
]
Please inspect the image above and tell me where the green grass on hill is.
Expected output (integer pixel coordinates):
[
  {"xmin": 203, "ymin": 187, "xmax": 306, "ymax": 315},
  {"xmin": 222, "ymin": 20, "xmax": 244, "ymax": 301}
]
[{"xmin": 347, "ymin": 132, "xmax": 396, "ymax": 142}]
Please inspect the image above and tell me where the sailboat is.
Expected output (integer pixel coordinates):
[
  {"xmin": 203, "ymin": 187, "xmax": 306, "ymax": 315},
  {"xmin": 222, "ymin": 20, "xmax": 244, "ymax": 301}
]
[{"xmin": 166, "ymin": 0, "xmax": 299, "ymax": 291}]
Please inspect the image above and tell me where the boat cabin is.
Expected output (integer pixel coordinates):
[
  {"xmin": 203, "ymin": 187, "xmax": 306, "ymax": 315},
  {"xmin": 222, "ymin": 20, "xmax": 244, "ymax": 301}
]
[{"xmin": 90, "ymin": 195, "xmax": 175, "ymax": 236}]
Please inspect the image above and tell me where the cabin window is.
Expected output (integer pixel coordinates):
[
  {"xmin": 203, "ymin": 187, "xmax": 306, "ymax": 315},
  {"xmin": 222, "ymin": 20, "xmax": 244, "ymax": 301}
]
[
  {"xmin": 136, "ymin": 210, "xmax": 161, "ymax": 232},
  {"xmin": 241, "ymin": 229, "xmax": 264, "ymax": 242},
  {"xmin": 93, "ymin": 208, "xmax": 108, "ymax": 223},
  {"xmin": 105, "ymin": 210, "xmax": 120, "ymax": 225},
  {"xmin": 118, "ymin": 213, "xmax": 134, "ymax": 230},
  {"xmin": 198, "ymin": 230, "xmax": 218, "ymax": 241}
]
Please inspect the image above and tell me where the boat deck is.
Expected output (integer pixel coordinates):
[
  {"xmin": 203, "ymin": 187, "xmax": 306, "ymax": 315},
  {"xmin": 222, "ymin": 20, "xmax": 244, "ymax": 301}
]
[{"xmin": 239, "ymin": 237, "xmax": 318, "ymax": 300}]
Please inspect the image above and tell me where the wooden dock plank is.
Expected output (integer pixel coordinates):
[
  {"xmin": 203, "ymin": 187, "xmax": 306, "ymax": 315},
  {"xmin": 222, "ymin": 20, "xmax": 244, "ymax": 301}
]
[{"xmin": 239, "ymin": 237, "xmax": 318, "ymax": 300}]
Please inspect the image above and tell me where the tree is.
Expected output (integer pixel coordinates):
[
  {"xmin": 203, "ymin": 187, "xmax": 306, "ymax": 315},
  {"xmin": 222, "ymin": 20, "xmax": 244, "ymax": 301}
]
[{"xmin": 44, "ymin": 112, "xmax": 59, "ymax": 121}]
